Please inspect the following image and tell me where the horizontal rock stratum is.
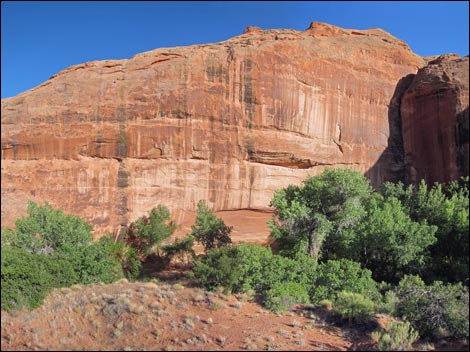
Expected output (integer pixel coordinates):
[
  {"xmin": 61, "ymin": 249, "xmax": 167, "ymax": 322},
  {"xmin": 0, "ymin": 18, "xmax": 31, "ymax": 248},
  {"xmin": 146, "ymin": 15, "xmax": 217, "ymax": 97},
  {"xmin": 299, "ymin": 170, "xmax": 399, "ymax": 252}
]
[{"xmin": 0, "ymin": 22, "xmax": 441, "ymax": 234}]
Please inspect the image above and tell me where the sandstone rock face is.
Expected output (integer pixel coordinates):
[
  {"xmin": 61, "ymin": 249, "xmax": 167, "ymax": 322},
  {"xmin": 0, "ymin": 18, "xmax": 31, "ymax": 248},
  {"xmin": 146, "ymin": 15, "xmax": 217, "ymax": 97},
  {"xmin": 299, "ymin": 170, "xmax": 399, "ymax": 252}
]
[
  {"xmin": 1, "ymin": 22, "xmax": 423, "ymax": 235},
  {"xmin": 401, "ymin": 54, "xmax": 469, "ymax": 184}
]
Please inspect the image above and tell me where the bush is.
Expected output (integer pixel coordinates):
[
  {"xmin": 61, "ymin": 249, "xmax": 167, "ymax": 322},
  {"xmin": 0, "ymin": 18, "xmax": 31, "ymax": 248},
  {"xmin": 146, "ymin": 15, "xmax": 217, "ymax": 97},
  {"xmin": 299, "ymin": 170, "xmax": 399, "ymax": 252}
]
[
  {"xmin": 395, "ymin": 275, "xmax": 469, "ymax": 340},
  {"xmin": 264, "ymin": 281, "xmax": 310, "ymax": 313},
  {"xmin": 262, "ymin": 253, "xmax": 316, "ymax": 292},
  {"xmin": 232, "ymin": 243, "xmax": 275, "ymax": 292},
  {"xmin": 161, "ymin": 235, "xmax": 195, "ymax": 265},
  {"xmin": 44, "ymin": 253, "xmax": 80, "ymax": 288},
  {"xmin": 190, "ymin": 246, "xmax": 240, "ymax": 293},
  {"xmin": 110, "ymin": 240, "xmax": 142, "ymax": 280},
  {"xmin": 1, "ymin": 247, "xmax": 56, "ymax": 311},
  {"xmin": 318, "ymin": 299, "xmax": 333, "ymax": 310},
  {"xmin": 190, "ymin": 243, "xmax": 316, "ymax": 304},
  {"xmin": 190, "ymin": 200, "xmax": 232, "ymax": 252},
  {"xmin": 126, "ymin": 205, "xmax": 178, "ymax": 260},
  {"xmin": 374, "ymin": 321, "xmax": 419, "ymax": 351},
  {"xmin": 2, "ymin": 201, "xmax": 92, "ymax": 254},
  {"xmin": 310, "ymin": 259, "xmax": 380, "ymax": 303},
  {"xmin": 382, "ymin": 177, "xmax": 469, "ymax": 284},
  {"xmin": 333, "ymin": 291, "xmax": 375, "ymax": 325},
  {"xmin": 378, "ymin": 290, "xmax": 399, "ymax": 315},
  {"xmin": 353, "ymin": 195, "xmax": 437, "ymax": 283},
  {"xmin": 1, "ymin": 203, "xmax": 129, "ymax": 311},
  {"xmin": 73, "ymin": 237, "xmax": 125, "ymax": 285}
]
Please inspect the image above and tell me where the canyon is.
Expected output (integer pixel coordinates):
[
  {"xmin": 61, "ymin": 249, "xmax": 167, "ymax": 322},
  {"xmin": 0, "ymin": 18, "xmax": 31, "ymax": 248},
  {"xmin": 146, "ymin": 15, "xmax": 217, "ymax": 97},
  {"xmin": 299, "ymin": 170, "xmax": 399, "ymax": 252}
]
[{"xmin": 1, "ymin": 22, "xmax": 468, "ymax": 236}]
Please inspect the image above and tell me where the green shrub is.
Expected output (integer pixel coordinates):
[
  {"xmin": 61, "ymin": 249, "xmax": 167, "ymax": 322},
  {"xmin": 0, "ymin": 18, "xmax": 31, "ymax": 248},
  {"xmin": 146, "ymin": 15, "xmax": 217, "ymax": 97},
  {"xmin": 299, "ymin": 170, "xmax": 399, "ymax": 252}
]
[
  {"xmin": 2, "ymin": 201, "xmax": 92, "ymax": 254},
  {"xmin": 1, "ymin": 203, "xmax": 131, "ymax": 312},
  {"xmin": 395, "ymin": 275, "xmax": 469, "ymax": 340},
  {"xmin": 382, "ymin": 177, "xmax": 469, "ymax": 284},
  {"xmin": 232, "ymin": 243, "xmax": 274, "ymax": 292},
  {"xmin": 374, "ymin": 321, "xmax": 419, "ymax": 351},
  {"xmin": 190, "ymin": 243, "xmax": 316, "ymax": 298},
  {"xmin": 44, "ymin": 252, "xmax": 80, "ymax": 287},
  {"xmin": 110, "ymin": 239, "xmax": 142, "ymax": 280},
  {"xmin": 310, "ymin": 259, "xmax": 380, "ymax": 303},
  {"xmin": 1, "ymin": 239, "xmax": 123, "ymax": 313},
  {"xmin": 190, "ymin": 200, "xmax": 232, "ymax": 253},
  {"xmin": 1, "ymin": 247, "xmax": 55, "ymax": 311},
  {"xmin": 333, "ymin": 291, "xmax": 375, "ymax": 325},
  {"xmin": 73, "ymin": 236, "xmax": 125, "ymax": 285},
  {"xmin": 378, "ymin": 290, "xmax": 399, "ymax": 315},
  {"xmin": 190, "ymin": 246, "xmax": 240, "ymax": 293},
  {"xmin": 161, "ymin": 235, "xmax": 195, "ymax": 265},
  {"xmin": 264, "ymin": 281, "xmax": 310, "ymax": 313},
  {"xmin": 126, "ymin": 205, "xmax": 178, "ymax": 260},
  {"xmin": 318, "ymin": 299, "xmax": 333, "ymax": 310}
]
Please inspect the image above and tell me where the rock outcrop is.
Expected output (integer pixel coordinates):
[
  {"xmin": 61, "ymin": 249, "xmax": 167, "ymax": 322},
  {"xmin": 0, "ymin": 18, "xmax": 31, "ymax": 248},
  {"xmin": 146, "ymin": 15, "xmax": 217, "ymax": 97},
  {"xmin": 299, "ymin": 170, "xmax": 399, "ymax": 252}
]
[
  {"xmin": 401, "ymin": 54, "xmax": 469, "ymax": 184},
  {"xmin": 1, "ymin": 22, "xmax": 424, "ymax": 234}
]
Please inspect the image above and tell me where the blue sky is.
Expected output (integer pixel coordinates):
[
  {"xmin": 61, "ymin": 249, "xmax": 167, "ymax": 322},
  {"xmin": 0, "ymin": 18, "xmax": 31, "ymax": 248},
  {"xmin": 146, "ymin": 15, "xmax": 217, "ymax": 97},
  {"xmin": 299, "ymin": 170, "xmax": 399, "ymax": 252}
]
[{"xmin": 2, "ymin": 1, "xmax": 469, "ymax": 99}]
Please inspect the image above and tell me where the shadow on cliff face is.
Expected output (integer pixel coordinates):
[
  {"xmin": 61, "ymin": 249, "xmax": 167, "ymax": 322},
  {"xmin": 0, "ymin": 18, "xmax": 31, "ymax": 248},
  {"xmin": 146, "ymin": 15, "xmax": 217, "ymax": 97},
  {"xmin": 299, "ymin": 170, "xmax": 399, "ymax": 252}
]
[
  {"xmin": 364, "ymin": 74, "xmax": 416, "ymax": 189},
  {"xmin": 456, "ymin": 106, "xmax": 469, "ymax": 177}
]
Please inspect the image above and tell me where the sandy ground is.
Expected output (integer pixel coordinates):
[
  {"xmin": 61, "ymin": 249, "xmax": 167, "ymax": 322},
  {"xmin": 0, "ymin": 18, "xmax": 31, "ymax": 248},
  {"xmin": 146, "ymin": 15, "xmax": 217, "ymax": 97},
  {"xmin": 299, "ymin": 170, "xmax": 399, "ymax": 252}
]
[{"xmin": 1, "ymin": 279, "xmax": 367, "ymax": 351}]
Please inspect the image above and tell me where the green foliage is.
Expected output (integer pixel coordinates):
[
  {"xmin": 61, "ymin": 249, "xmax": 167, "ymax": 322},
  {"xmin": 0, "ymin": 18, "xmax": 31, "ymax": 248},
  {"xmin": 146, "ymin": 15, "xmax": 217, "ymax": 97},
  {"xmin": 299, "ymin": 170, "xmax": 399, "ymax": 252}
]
[
  {"xmin": 382, "ymin": 177, "xmax": 469, "ymax": 283},
  {"xmin": 2, "ymin": 201, "xmax": 92, "ymax": 254},
  {"xmin": 354, "ymin": 194, "xmax": 437, "ymax": 283},
  {"xmin": 190, "ymin": 244, "xmax": 276, "ymax": 293},
  {"xmin": 269, "ymin": 168, "xmax": 372, "ymax": 259},
  {"xmin": 109, "ymin": 239, "xmax": 142, "ymax": 280},
  {"xmin": 226, "ymin": 243, "xmax": 274, "ymax": 292},
  {"xmin": 264, "ymin": 281, "xmax": 310, "ymax": 313},
  {"xmin": 1, "ymin": 247, "xmax": 53, "ymax": 311},
  {"xmin": 333, "ymin": 291, "xmax": 375, "ymax": 325},
  {"xmin": 190, "ymin": 246, "xmax": 240, "ymax": 292},
  {"xmin": 310, "ymin": 259, "xmax": 380, "ymax": 303},
  {"xmin": 190, "ymin": 243, "xmax": 316, "ymax": 307},
  {"xmin": 126, "ymin": 205, "xmax": 178, "ymax": 260},
  {"xmin": 262, "ymin": 253, "xmax": 317, "ymax": 293},
  {"xmin": 190, "ymin": 200, "xmax": 232, "ymax": 252},
  {"xmin": 1, "ymin": 202, "xmax": 125, "ymax": 311},
  {"xmin": 374, "ymin": 321, "xmax": 419, "ymax": 351},
  {"xmin": 395, "ymin": 275, "xmax": 469, "ymax": 340},
  {"xmin": 1, "ymin": 246, "xmax": 78, "ymax": 311},
  {"xmin": 270, "ymin": 169, "xmax": 468, "ymax": 287},
  {"xmin": 44, "ymin": 252, "xmax": 80, "ymax": 288},
  {"xmin": 161, "ymin": 235, "xmax": 195, "ymax": 265},
  {"xmin": 378, "ymin": 290, "xmax": 400, "ymax": 316},
  {"xmin": 73, "ymin": 236, "xmax": 125, "ymax": 285}
]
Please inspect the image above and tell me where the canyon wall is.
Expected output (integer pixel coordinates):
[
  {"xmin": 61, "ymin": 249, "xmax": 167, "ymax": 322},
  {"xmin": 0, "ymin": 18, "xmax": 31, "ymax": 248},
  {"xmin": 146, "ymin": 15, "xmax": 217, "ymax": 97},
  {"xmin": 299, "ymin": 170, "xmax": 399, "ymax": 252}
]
[
  {"xmin": 401, "ymin": 54, "xmax": 469, "ymax": 184},
  {"xmin": 2, "ymin": 22, "xmax": 425, "ymax": 234}
]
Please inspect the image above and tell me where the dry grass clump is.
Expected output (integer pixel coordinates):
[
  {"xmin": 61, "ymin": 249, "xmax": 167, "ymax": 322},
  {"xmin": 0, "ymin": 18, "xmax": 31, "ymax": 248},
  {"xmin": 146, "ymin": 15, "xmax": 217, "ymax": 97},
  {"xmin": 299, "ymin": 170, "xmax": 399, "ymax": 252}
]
[
  {"xmin": 192, "ymin": 291, "xmax": 206, "ymax": 303},
  {"xmin": 230, "ymin": 302, "xmax": 244, "ymax": 309},
  {"xmin": 209, "ymin": 299, "xmax": 227, "ymax": 311},
  {"xmin": 142, "ymin": 282, "xmax": 159, "ymax": 289},
  {"xmin": 173, "ymin": 283, "xmax": 185, "ymax": 290}
]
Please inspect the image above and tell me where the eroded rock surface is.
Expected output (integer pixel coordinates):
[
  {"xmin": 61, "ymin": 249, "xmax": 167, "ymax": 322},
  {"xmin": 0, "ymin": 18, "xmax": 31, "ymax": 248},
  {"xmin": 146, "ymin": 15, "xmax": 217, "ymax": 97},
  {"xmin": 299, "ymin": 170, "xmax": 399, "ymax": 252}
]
[
  {"xmin": 401, "ymin": 54, "xmax": 469, "ymax": 184},
  {"xmin": 1, "ymin": 22, "xmax": 424, "ymax": 234}
]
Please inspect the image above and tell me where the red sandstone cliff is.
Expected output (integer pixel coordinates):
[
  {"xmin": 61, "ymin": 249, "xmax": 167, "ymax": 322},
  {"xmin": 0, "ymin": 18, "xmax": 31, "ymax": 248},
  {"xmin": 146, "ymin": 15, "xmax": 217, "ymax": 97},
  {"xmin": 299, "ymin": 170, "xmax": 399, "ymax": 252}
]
[
  {"xmin": 1, "ymin": 22, "xmax": 424, "ymax": 234},
  {"xmin": 401, "ymin": 54, "xmax": 469, "ymax": 184}
]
